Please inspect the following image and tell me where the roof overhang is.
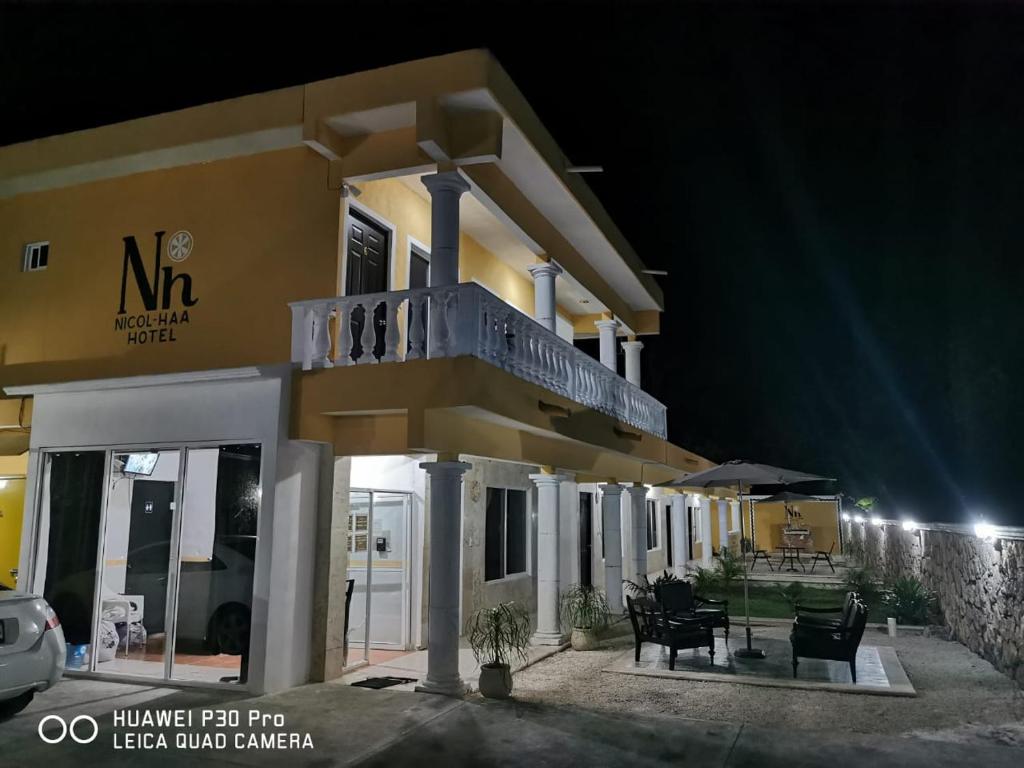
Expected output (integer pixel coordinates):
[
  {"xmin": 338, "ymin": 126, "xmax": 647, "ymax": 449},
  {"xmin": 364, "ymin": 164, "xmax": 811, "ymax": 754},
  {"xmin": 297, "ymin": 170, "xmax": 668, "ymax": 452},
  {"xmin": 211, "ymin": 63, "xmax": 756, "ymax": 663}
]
[{"xmin": 0, "ymin": 50, "xmax": 663, "ymax": 316}]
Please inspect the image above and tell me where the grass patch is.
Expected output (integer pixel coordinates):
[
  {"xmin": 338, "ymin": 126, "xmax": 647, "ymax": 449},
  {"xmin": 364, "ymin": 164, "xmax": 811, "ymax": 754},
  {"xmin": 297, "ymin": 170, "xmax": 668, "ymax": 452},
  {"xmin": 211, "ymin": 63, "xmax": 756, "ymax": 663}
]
[{"xmin": 698, "ymin": 583, "xmax": 846, "ymax": 619}]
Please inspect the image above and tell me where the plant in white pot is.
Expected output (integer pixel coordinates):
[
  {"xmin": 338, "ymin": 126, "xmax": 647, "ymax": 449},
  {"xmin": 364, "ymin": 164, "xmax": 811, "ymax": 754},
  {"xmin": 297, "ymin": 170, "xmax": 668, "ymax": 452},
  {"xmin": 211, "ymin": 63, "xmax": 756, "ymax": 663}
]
[
  {"xmin": 560, "ymin": 584, "xmax": 610, "ymax": 651},
  {"xmin": 466, "ymin": 601, "xmax": 532, "ymax": 699}
]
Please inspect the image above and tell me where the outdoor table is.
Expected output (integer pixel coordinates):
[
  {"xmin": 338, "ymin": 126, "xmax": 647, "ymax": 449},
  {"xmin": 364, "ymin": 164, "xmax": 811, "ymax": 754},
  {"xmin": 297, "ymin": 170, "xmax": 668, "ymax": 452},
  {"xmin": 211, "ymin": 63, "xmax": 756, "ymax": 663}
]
[{"xmin": 779, "ymin": 545, "xmax": 806, "ymax": 573}]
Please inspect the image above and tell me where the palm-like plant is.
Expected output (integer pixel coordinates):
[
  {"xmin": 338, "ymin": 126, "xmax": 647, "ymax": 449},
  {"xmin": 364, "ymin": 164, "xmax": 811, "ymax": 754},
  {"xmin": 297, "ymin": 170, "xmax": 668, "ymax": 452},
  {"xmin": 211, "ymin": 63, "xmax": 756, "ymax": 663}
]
[
  {"xmin": 690, "ymin": 566, "xmax": 720, "ymax": 595},
  {"xmin": 885, "ymin": 576, "xmax": 935, "ymax": 625},
  {"xmin": 716, "ymin": 548, "xmax": 744, "ymax": 591},
  {"xmin": 560, "ymin": 584, "xmax": 610, "ymax": 631},
  {"xmin": 466, "ymin": 602, "xmax": 532, "ymax": 668}
]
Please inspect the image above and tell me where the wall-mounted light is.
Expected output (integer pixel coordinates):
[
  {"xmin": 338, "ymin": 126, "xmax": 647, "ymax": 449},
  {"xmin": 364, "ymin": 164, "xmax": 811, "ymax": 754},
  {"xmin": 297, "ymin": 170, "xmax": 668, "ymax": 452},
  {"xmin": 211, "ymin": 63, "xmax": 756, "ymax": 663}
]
[
  {"xmin": 871, "ymin": 516, "xmax": 883, "ymax": 527},
  {"xmin": 974, "ymin": 521, "xmax": 996, "ymax": 541},
  {"xmin": 841, "ymin": 512, "xmax": 851, "ymax": 522},
  {"xmin": 901, "ymin": 520, "xmax": 918, "ymax": 532},
  {"xmin": 342, "ymin": 183, "xmax": 362, "ymax": 199},
  {"xmin": 853, "ymin": 514, "xmax": 865, "ymax": 524}
]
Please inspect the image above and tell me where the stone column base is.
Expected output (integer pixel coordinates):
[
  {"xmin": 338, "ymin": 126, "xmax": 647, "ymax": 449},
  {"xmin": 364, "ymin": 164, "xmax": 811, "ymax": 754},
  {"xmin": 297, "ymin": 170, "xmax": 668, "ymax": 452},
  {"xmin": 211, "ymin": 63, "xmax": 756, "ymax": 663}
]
[
  {"xmin": 531, "ymin": 631, "xmax": 566, "ymax": 647},
  {"xmin": 415, "ymin": 676, "xmax": 468, "ymax": 697}
]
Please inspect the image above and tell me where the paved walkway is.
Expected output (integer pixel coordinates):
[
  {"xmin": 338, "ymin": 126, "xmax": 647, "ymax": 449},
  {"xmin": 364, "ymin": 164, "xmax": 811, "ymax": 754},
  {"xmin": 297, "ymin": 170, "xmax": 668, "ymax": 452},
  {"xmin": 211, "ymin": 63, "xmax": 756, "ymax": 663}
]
[
  {"xmin": 3, "ymin": 677, "xmax": 1022, "ymax": 767},
  {"xmin": 340, "ymin": 638, "xmax": 566, "ymax": 692}
]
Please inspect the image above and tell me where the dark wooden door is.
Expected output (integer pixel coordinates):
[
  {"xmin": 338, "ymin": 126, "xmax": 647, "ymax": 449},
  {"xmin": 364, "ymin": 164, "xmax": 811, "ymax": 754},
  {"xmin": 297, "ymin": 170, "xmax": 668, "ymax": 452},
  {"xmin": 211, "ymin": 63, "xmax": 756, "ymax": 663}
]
[
  {"xmin": 579, "ymin": 492, "xmax": 593, "ymax": 587},
  {"xmin": 346, "ymin": 210, "xmax": 390, "ymax": 360},
  {"xmin": 665, "ymin": 502, "xmax": 674, "ymax": 567},
  {"xmin": 408, "ymin": 247, "xmax": 430, "ymax": 351},
  {"xmin": 125, "ymin": 480, "xmax": 175, "ymax": 633}
]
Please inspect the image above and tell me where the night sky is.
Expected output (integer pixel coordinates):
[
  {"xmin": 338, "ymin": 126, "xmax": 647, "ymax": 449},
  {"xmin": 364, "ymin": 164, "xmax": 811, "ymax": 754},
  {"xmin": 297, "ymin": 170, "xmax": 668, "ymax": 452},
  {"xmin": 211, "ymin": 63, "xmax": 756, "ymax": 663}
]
[{"xmin": 3, "ymin": 2, "xmax": 1022, "ymax": 524}]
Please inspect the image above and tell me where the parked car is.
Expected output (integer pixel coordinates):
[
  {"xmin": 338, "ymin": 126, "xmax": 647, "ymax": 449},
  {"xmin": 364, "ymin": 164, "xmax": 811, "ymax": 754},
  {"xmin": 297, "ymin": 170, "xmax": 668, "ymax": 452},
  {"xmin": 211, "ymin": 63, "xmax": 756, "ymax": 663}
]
[
  {"xmin": 0, "ymin": 587, "xmax": 66, "ymax": 719},
  {"xmin": 49, "ymin": 535, "xmax": 256, "ymax": 656},
  {"xmin": 127, "ymin": 535, "xmax": 256, "ymax": 654}
]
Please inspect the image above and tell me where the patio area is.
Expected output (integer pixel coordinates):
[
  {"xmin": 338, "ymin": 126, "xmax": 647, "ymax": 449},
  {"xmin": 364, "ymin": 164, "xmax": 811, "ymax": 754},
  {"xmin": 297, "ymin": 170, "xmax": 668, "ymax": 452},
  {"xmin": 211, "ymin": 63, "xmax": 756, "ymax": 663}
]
[
  {"xmin": 512, "ymin": 623, "xmax": 1024, "ymax": 738},
  {"xmin": 605, "ymin": 633, "xmax": 915, "ymax": 696}
]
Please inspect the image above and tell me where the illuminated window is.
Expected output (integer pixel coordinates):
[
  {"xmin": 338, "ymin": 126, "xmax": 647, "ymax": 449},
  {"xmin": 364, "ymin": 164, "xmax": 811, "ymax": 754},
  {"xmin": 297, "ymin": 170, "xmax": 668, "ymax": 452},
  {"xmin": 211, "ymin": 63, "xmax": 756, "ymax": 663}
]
[{"xmin": 22, "ymin": 241, "xmax": 49, "ymax": 272}]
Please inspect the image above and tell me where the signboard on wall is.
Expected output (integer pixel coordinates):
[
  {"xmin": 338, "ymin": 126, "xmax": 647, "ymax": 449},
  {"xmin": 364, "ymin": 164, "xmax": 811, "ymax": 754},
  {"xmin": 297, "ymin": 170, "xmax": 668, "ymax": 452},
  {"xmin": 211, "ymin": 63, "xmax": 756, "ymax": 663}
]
[{"xmin": 115, "ymin": 230, "xmax": 199, "ymax": 346}]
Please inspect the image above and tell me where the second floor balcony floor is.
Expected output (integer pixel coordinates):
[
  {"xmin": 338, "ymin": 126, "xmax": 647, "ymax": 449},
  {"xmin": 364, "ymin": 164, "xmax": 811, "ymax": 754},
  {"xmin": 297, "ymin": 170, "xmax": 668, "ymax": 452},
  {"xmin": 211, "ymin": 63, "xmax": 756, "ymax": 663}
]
[{"xmin": 290, "ymin": 281, "xmax": 667, "ymax": 439}]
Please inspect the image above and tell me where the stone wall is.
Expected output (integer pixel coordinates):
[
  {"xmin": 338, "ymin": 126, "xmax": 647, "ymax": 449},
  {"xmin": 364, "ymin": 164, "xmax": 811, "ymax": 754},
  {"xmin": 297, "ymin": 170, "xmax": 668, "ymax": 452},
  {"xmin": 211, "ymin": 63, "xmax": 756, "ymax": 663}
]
[{"xmin": 844, "ymin": 520, "xmax": 1024, "ymax": 688}]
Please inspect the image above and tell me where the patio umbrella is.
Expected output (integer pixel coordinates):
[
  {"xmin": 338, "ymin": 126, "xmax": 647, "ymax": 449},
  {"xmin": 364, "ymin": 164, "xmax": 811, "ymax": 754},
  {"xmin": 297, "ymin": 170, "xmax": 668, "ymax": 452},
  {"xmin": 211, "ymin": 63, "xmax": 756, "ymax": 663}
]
[{"xmin": 657, "ymin": 460, "xmax": 834, "ymax": 658}]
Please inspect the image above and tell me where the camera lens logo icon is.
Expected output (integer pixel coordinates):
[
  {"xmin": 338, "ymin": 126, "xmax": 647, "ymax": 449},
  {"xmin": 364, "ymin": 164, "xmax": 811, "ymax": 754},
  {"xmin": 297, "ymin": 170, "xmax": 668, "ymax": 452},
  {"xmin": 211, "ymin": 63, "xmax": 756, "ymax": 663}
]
[{"xmin": 38, "ymin": 714, "xmax": 99, "ymax": 745}]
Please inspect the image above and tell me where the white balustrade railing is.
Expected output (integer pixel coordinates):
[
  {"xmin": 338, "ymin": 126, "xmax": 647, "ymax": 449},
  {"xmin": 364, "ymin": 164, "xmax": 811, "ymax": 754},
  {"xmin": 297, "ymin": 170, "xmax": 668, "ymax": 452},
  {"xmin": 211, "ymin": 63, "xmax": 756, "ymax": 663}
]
[{"xmin": 289, "ymin": 283, "xmax": 668, "ymax": 438}]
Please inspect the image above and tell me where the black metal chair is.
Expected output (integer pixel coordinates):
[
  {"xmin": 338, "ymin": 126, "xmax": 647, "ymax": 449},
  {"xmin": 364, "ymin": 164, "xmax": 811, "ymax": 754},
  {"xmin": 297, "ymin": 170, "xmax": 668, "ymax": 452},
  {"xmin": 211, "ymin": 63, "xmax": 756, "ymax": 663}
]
[
  {"xmin": 627, "ymin": 595, "xmax": 715, "ymax": 670},
  {"xmin": 794, "ymin": 591, "xmax": 859, "ymax": 629},
  {"xmin": 750, "ymin": 549, "xmax": 775, "ymax": 571},
  {"xmin": 655, "ymin": 580, "xmax": 730, "ymax": 640},
  {"xmin": 791, "ymin": 599, "xmax": 868, "ymax": 682},
  {"xmin": 810, "ymin": 541, "xmax": 837, "ymax": 574}
]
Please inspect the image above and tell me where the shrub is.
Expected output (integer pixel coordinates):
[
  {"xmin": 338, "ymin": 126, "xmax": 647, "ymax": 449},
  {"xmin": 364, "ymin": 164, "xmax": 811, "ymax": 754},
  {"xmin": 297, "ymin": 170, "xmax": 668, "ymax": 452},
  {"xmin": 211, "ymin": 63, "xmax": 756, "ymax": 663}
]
[
  {"xmin": 560, "ymin": 584, "xmax": 610, "ymax": 631},
  {"xmin": 690, "ymin": 566, "xmax": 720, "ymax": 595},
  {"xmin": 624, "ymin": 570, "xmax": 679, "ymax": 598},
  {"xmin": 884, "ymin": 576, "xmax": 935, "ymax": 625},
  {"xmin": 466, "ymin": 601, "xmax": 532, "ymax": 668},
  {"xmin": 845, "ymin": 567, "xmax": 882, "ymax": 608},
  {"xmin": 717, "ymin": 548, "xmax": 744, "ymax": 591},
  {"xmin": 778, "ymin": 581, "xmax": 805, "ymax": 610}
]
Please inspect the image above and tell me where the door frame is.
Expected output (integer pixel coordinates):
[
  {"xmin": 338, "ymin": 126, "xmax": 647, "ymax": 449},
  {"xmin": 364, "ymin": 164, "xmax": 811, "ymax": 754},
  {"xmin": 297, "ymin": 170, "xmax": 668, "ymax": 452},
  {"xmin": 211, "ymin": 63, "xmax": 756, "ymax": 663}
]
[
  {"xmin": 30, "ymin": 440, "xmax": 264, "ymax": 692},
  {"xmin": 349, "ymin": 487, "xmax": 414, "ymax": 652},
  {"xmin": 407, "ymin": 236, "xmax": 431, "ymax": 287},
  {"xmin": 340, "ymin": 199, "xmax": 398, "ymax": 297}
]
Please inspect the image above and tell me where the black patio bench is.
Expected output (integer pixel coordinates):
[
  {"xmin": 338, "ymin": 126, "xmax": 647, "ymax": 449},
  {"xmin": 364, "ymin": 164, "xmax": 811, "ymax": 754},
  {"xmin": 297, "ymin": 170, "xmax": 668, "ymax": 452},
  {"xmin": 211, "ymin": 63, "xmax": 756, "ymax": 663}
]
[
  {"xmin": 791, "ymin": 598, "xmax": 868, "ymax": 682},
  {"xmin": 627, "ymin": 595, "xmax": 715, "ymax": 671}
]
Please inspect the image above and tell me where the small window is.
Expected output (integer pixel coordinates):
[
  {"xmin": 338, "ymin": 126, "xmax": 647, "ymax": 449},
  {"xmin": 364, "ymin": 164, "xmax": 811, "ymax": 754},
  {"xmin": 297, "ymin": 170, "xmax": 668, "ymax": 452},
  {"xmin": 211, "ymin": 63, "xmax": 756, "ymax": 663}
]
[
  {"xmin": 646, "ymin": 499, "xmax": 659, "ymax": 550},
  {"xmin": 484, "ymin": 487, "xmax": 527, "ymax": 581},
  {"xmin": 22, "ymin": 241, "xmax": 49, "ymax": 272}
]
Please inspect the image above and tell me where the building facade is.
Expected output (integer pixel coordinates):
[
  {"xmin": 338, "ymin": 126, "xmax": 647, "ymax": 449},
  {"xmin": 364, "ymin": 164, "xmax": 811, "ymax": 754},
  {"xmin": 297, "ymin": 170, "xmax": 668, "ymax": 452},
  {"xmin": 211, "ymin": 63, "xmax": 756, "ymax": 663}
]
[{"xmin": 1, "ymin": 50, "xmax": 731, "ymax": 695}]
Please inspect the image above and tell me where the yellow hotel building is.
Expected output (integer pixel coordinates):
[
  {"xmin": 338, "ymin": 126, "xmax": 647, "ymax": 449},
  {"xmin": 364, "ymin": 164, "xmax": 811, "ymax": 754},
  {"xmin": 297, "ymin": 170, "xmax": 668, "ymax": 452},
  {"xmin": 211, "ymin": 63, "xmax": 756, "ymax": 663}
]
[{"xmin": 0, "ymin": 50, "xmax": 788, "ymax": 694}]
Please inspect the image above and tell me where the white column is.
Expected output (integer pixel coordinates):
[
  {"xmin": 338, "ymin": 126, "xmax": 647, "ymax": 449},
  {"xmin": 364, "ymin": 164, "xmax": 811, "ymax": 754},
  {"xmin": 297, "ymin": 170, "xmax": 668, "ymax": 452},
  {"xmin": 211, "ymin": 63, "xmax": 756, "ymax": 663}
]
[
  {"xmin": 731, "ymin": 500, "xmax": 741, "ymax": 533},
  {"xmin": 621, "ymin": 340, "xmax": 643, "ymax": 387},
  {"xmin": 595, "ymin": 318, "xmax": 619, "ymax": 372},
  {"xmin": 527, "ymin": 261, "xmax": 562, "ymax": 333},
  {"xmin": 600, "ymin": 484, "xmax": 624, "ymax": 613},
  {"xmin": 700, "ymin": 497, "xmax": 713, "ymax": 566},
  {"xmin": 530, "ymin": 472, "xmax": 564, "ymax": 645},
  {"xmin": 417, "ymin": 459, "xmax": 472, "ymax": 696},
  {"xmin": 670, "ymin": 493, "xmax": 689, "ymax": 576},
  {"xmin": 626, "ymin": 485, "xmax": 649, "ymax": 583},
  {"xmin": 421, "ymin": 171, "xmax": 470, "ymax": 287},
  {"xmin": 718, "ymin": 500, "xmax": 729, "ymax": 553}
]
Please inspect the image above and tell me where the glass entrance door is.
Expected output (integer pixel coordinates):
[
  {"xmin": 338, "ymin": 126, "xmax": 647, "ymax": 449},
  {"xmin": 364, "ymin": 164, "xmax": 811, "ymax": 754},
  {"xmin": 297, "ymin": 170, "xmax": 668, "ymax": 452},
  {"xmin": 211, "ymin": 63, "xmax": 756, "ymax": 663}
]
[
  {"xmin": 36, "ymin": 443, "xmax": 261, "ymax": 686},
  {"xmin": 346, "ymin": 489, "xmax": 411, "ymax": 666}
]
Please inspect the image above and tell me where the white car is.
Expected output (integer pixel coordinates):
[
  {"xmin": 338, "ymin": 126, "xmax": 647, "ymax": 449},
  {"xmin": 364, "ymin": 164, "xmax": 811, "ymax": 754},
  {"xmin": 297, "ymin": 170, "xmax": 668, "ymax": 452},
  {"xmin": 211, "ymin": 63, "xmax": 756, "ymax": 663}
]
[{"xmin": 0, "ymin": 588, "xmax": 66, "ymax": 719}]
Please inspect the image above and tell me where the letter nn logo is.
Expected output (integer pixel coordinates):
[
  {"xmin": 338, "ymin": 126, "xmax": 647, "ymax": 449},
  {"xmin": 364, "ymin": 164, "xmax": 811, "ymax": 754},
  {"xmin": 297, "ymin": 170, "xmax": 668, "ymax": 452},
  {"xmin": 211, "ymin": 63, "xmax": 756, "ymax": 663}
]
[{"xmin": 118, "ymin": 230, "xmax": 199, "ymax": 315}]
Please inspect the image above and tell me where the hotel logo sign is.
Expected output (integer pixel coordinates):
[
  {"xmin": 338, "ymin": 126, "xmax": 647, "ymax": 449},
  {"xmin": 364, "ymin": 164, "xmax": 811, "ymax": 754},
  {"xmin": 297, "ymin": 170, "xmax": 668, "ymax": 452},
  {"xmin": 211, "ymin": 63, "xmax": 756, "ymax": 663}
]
[{"xmin": 116, "ymin": 230, "xmax": 199, "ymax": 345}]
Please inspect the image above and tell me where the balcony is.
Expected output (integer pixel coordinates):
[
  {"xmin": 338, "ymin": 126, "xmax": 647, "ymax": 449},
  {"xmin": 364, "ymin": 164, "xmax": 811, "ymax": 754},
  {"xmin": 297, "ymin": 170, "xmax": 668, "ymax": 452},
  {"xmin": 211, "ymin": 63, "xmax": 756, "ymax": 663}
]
[{"xmin": 289, "ymin": 283, "xmax": 667, "ymax": 439}]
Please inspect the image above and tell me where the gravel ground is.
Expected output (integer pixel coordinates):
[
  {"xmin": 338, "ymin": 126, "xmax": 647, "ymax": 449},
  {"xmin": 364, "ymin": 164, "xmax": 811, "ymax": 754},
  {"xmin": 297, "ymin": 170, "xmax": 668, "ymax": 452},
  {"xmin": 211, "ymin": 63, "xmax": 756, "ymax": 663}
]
[{"xmin": 512, "ymin": 624, "xmax": 1024, "ymax": 740}]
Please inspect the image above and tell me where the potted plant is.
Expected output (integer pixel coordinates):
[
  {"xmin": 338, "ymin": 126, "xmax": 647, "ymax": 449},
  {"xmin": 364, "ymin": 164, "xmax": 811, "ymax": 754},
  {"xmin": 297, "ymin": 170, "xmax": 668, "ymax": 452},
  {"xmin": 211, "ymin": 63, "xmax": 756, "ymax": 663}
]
[
  {"xmin": 466, "ymin": 601, "xmax": 532, "ymax": 699},
  {"xmin": 560, "ymin": 584, "xmax": 610, "ymax": 650}
]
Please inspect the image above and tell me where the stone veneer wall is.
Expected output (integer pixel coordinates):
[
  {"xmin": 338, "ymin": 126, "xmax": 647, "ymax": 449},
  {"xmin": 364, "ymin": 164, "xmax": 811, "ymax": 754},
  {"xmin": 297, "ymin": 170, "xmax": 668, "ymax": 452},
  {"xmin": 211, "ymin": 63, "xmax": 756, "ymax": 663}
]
[{"xmin": 844, "ymin": 520, "xmax": 1024, "ymax": 688}]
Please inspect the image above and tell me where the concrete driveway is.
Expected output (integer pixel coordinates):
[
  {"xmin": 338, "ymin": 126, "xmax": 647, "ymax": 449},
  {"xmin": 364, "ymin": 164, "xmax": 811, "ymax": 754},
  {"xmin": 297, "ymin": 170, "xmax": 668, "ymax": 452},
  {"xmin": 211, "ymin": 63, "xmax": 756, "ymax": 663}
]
[{"xmin": 2, "ymin": 677, "xmax": 1022, "ymax": 767}]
